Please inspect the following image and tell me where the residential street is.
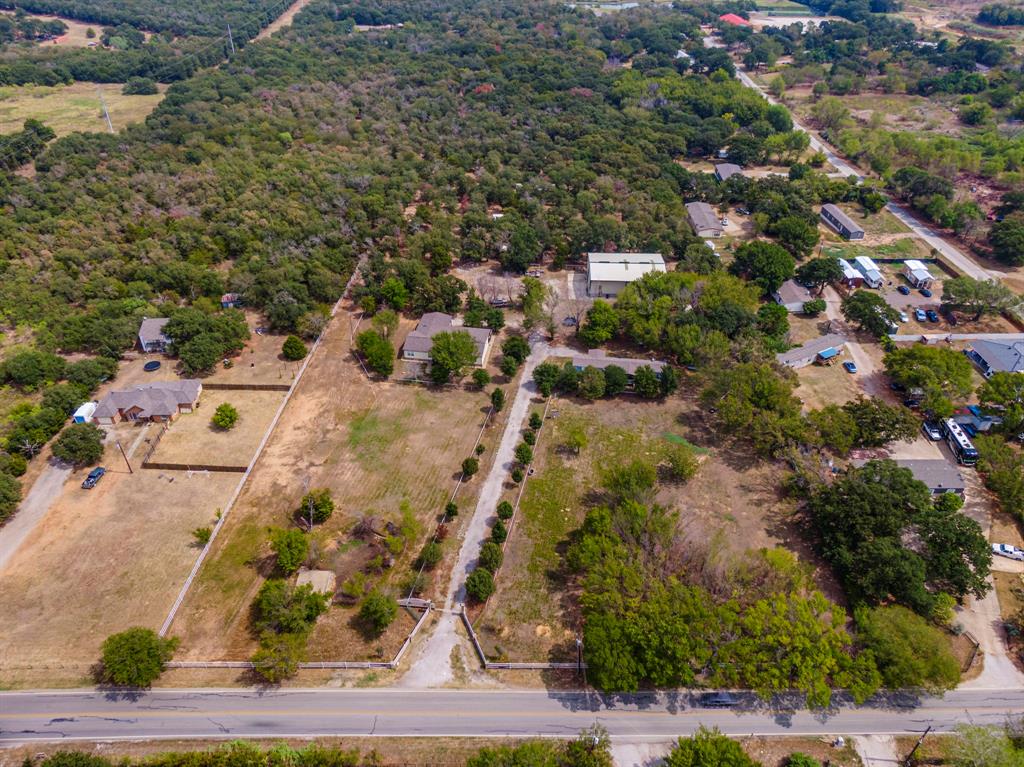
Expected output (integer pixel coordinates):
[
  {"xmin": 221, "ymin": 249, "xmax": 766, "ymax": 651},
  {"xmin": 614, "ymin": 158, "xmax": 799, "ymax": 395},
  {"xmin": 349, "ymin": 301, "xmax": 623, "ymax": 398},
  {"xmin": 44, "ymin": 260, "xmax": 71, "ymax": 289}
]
[{"xmin": 3, "ymin": 688, "xmax": 1023, "ymax": 744}]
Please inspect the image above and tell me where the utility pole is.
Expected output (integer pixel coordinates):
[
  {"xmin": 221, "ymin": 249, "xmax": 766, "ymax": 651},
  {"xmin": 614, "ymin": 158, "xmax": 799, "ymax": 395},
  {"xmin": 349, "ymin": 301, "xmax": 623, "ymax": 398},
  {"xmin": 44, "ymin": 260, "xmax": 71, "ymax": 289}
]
[
  {"xmin": 115, "ymin": 441, "xmax": 133, "ymax": 474},
  {"xmin": 96, "ymin": 87, "xmax": 114, "ymax": 133},
  {"xmin": 227, "ymin": 24, "xmax": 235, "ymax": 55},
  {"xmin": 903, "ymin": 726, "xmax": 932, "ymax": 767}
]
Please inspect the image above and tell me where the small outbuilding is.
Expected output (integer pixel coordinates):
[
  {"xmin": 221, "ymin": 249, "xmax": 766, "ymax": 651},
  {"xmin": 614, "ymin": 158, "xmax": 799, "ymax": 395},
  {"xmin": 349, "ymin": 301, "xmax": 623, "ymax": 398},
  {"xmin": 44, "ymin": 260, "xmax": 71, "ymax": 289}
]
[
  {"xmin": 820, "ymin": 204, "xmax": 865, "ymax": 241},
  {"xmin": 837, "ymin": 259, "xmax": 864, "ymax": 289},
  {"xmin": 853, "ymin": 255, "xmax": 883, "ymax": 289},
  {"xmin": 586, "ymin": 253, "xmax": 667, "ymax": 298},
  {"xmin": 714, "ymin": 163, "xmax": 744, "ymax": 182},
  {"xmin": 902, "ymin": 260, "xmax": 933, "ymax": 288},
  {"xmin": 685, "ymin": 202, "xmax": 723, "ymax": 238},
  {"xmin": 73, "ymin": 402, "xmax": 97, "ymax": 424},
  {"xmin": 138, "ymin": 317, "xmax": 171, "ymax": 354},
  {"xmin": 220, "ymin": 293, "xmax": 243, "ymax": 309},
  {"xmin": 773, "ymin": 279, "xmax": 813, "ymax": 313}
]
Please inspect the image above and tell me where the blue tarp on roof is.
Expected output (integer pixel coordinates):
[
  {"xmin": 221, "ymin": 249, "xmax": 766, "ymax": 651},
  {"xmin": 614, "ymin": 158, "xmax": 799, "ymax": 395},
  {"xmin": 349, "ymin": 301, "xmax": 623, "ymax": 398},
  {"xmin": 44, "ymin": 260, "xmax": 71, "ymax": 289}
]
[{"xmin": 818, "ymin": 347, "xmax": 840, "ymax": 360}]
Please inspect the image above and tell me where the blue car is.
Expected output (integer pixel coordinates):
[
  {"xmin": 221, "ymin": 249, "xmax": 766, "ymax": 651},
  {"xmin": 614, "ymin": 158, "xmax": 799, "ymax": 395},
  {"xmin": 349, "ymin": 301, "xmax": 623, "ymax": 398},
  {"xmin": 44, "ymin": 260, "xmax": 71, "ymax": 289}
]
[
  {"xmin": 843, "ymin": 361, "xmax": 858, "ymax": 374},
  {"xmin": 81, "ymin": 467, "xmax": 106, "ymax": 489},
  {"xmin": 919, "ymin": 288, "xmax": 933, "ymax": 298},
  {"xmin": 897, "ymin": 285, "xmax": 911, "ymax": 295},
  {"xmin": 926, "ymin": 309, "xmax": 940, "ymax": 322},
  {"xmin": 915, "ymin": 309, "xmax": 927, "ymax": 322}
]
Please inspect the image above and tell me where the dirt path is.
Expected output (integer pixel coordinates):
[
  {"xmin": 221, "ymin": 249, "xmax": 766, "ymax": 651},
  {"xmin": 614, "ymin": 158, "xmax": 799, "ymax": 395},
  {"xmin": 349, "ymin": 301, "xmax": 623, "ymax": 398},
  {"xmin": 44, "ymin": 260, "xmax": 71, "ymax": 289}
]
[
  {"xmin": 853, "ymin": 736, "xmax": 900, "ymax": 767},
  {"xmin": 822, "ymin": 286, "xmax": 887, "ymax": 397},
  {"xmin": 958, "ymin": 576, "xmax": 1024, "ymax": 690},
  {"xmin": 399, "ymin": 341, "xmax": 558, "ymax": 687},
  {"xmin": 256, "ymin": 0, "xmax": 313, "ymax": 40},
  {"xmin": 0, "ymin": 461, "xmax": 71, "ymax": 574},
  {"xmin": 611, "ymin": 742, "xmax": 669, "ymax": 767}
]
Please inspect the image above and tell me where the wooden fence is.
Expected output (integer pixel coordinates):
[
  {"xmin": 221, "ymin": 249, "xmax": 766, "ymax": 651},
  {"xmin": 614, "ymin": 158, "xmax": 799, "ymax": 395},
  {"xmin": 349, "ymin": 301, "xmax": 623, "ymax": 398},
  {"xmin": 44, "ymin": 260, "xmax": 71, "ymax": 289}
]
[
  {"xmin": 141, "ymin": 462, "xmax": 247, "ymax": 473},
  {"xmin": 202, "ymin": 382, "xmax": 291, "ymax": 392}
]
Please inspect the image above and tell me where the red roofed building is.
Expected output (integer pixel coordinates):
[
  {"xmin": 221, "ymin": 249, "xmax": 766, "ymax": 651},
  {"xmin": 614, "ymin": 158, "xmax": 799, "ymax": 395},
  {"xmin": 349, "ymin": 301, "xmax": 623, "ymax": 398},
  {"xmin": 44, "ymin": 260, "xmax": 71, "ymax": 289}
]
[{"xmin": 719, "ymin": 13, "xmax": 751, "ymax": 26}]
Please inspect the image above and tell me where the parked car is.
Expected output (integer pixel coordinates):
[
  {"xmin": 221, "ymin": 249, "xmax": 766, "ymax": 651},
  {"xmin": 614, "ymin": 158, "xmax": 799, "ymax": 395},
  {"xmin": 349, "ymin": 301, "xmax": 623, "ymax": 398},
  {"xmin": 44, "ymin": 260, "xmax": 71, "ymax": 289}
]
[
  {"xmin": 992, "ymin": 543, "xmax": 1024, "ymax": 561},
  {"xmin": 699, "ymin": 692, "xmax": 739, "ymax": 708},
  {"xmin": 81, "ymin": 467, "xmax": 106, "ymax": 489},
  {"xmin": 842, "ymin": 361, "xmax": 857, "ymax": 374},
  {"xmin": 489, "ymin": 298, "xmax": 511, "ymax": 307},
  {"xmin": 926, "ymin": 310, "xmax": 940, "ymax": 323},
  {"xmin": 922, "ymin": 421, "xmax": 943, "ymax": 441},
  {"xmin": 143, "ymin": 360, "xmax": 161, "ymax": 372},
  {"xmin": 720, "ymin": 218, "xmax": 729, "ymax": 227},
  {"xmin": 915, "ymin": 309, "xmax": 927, "ymax": 322},
  {"xmin": 899, "ymin": 311, "xmax": 909, "ymax": 323},
  {"xmin": 736, "ymin": 207, "xmax": 750, "ymax": 215},
  {"xmin": 963, "ymin": 422, "xmax": 978, "ymax": 438},
  {"xmin": 897, "ymin": 285, "xmax": 911, "ymax": 295},
  {"xmin": 562, "ymin": 316, "xmax": 578, "ymax": 327},
  {"xmin": 919, "ymin": 287, "xmax": 933, "ymax": 298},
  {"xmin": 527, "ymin": 269, "xmax": 544, "ymax": 277}
]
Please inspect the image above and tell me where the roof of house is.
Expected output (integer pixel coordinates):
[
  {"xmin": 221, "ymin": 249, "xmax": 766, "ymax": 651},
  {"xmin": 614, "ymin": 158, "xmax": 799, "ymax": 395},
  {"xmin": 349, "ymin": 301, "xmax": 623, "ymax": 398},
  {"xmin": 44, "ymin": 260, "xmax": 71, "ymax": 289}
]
[
  {"xmin": 837, "ymin": 259, "xmax": 862, "ymax": 279},
  {"xmin": 73, "ymin": 401, "xmax": 97, "ymax": 419},
  {"xmin": 774, "ymin": 279, "xmax": 812, "ymax": 306},
  {"xmin": 821, "ymin": 203, "xmax": 865, "ymax": 234},
  {"xmin": 904, "ymin": 260, "xmax": 932, "ymax": 278},
  {"xmin": 138, "ymin": 317, "xmax": 170, "ymax": 345},
  {"xmin": 402, "ymin": 312, "xmax": 492, "ymax": 355},
  {"xmin": 221, "ymin": 292, "xmax": 241, "ymax": 302},
  {"xmin": 853, "ymin": 255, "xmax": 881, "ymax": 276},
  {"xmin": 685, "ymin": 201, "xmax": 722, "ymax": 233},
  {"xmin": 719, "ymin": 12, "xmax": 751, "ymax": 26},
  {"xmin": 970, "ymin": 339, "xmax": 1024, "ymax": 374},
  {"xmin": 895, "ymin": 459, "xmax": 965, "ymax": 492},
  {"xmin": 93, "ymin": 379, "xmax": 202, "ymax": 420},
  {"xmin": 715, "ymin": 163, "xmax": 743, "ymax": 180},
  {"xmin": 776, "ymin": 333, "xmax": 847, "ymax": 367},
  {"xmin": 587, "ymin": 253, "xmax": 666, "ymax": 285},
  {"xmin": 572, "ymin": 350, "xmax": 666, "ymax": 376}
]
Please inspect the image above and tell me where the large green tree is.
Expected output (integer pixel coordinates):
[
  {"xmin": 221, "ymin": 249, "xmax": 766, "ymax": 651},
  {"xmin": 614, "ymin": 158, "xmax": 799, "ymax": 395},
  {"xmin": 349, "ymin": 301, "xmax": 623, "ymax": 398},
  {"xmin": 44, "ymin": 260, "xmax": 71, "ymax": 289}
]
[
  {"xmin": 429, "ymin": 331, "xmax": 478, "ymax": 384},
  {"xmin": 100, "ymin": 628, "xmax": 178, "ymax": 687},
  {"xmin": 729, "ymin": 240, "xmax": 796, "ymax": 295},
  {"xmin": 941, "ymin": 276, "xmax": 1022, "ymax": 321}
]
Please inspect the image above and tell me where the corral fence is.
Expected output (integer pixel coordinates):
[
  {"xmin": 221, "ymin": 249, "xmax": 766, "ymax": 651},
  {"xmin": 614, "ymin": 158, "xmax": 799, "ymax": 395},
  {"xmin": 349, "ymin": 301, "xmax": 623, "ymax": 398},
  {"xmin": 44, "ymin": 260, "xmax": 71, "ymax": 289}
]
[
  {"xmin": 459, "ymin": 607, "xmax": 585, "ymax": 672},
  {"xmin": 202, "ymin": 383, "xmax": 291, "ymax": 392},
  {"xmin": 141, "ymin": 462, "xmax": 247, "ymax": 473}
]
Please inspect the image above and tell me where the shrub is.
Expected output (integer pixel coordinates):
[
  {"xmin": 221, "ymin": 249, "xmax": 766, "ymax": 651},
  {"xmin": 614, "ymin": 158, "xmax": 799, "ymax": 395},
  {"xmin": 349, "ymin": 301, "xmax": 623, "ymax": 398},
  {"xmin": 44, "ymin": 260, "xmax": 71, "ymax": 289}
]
[
  {"xmin": 418, "ymin": 541, "xmax": 443, "ymax": 570},
  {"xmin": 359, "ymin": 591, "xmax": 398, "ymax": 636},
  {"xmin": 499, "ymin": 356, "xmax": 519, "ymax": 378},
  {"xmin": 52, "ymin": 423, "xmax": 104, "ymax": 466},
  {"xmin": 803, "ymin": 298, "xmax": 827, "ymax": 316},
  {"xmin": 479, "ymin": 541, "xmax": 504, "ymax": 573},
  {"xmin": 514, "ymin": 443, "xmax": 533, "ymax": 465},
  {"xmin": 465, "ymin": 568, "xmax": 495, "ymax": 602},
  {"xmin": 122, "ymin": 76, "xmax": 158, "ymax": 95},
  {"xmin": 664, "ymin": 444, "xmax": 699, "ymax": 483},
  {"xmin": 491, "ymin": 387, "xmax": 505, "ymax": 412},
  {"xmin": 491, "ymin": 518, "xmax": 508, "ymax": 544},
  {"xmin": 3, "ymin": 349, "xmax": 66, "ymax": 389},
  {"xmin": 0, "ymin": 451, "xmax": 27, "ymax": 477},
  {"xmin": 523, "ymin": 429, "xmax": 536, "ymax": 445},
  {"xmin": 281, "ymin": 335, "xmax": 308, "ymax": 361},
  {"xmin": 496, "ymin": 500, "xmax": 514, "ymax": 520},
  {"xmin": 445, "ymin": 500, "xmax": 458, "ymax": 517},
  {"xmin": 472, "ymin": 368, "xmax": 491, "ymax": 388},
  {"xmin": 0, "ymin": 473, "xmax": 20, "ymax": 523},
  {"xmin": 211, "ymin": 402, "xmax": 239, "ymax": 430},
  {"xmin": 41, "ymin": 382, "xmax": 87, "ymax": 415},
  {"xmin": 100, "ymin": 628, "xmax": 178, "ymax": 687},
  {"xmin": 501, "ymin": 335, "xmax": 530, "ymax": 364},
  {"xmin": 252, "ymin": 632, "xmax": 305, "ymax": 683},
  {"xmin": 475, "ymin": 442, "xmax": 486, "ymax": 455},
  {"xmin": 192, "ymin": 526, "xmax": 212, "ymax": 545},
  {"xmin": 511, "ymin": 467, "xmax": 524, "ymax": 483},
  {"xmin": 298, "ymin": 488, "xmax": 334, "ymax": 524},
  {"xmin": 787, "ymin": 754, "xmax": 821, "ymax": 767},
  {"xmin": 529, "ymin": 412, "xmax": 543, "ymax": 430},
  {"xmin": 252, "ymin": 580, "xmax": 329, "ymax": 635},
  {"xmin": 270, "ymin": 528, "xmax": 308, "ymax": 574},
  {"xmin": 355, "ymin": 329, "xmax": 395, "ymax": 377},
  {"xmin": 462, "ymin": 456, "xmax": 479, "ymax": 477}
]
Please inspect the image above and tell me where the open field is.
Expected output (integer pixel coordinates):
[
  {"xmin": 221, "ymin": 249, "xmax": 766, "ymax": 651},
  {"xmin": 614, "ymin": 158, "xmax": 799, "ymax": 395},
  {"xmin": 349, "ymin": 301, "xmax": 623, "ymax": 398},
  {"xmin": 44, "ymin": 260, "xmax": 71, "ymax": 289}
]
[
  {"xmin": 0, "ymin": 9, "xmax": 98, "ymax": 47},
  {"xmin": 170, "ymin": 306, "xmax": 500, "ymax": 661},
  {"xmin": 475, "ymin": 389, "xmax": 827, "ymax": 663},
  {"xmin": 0, "ymin": 82, "xmax": 166, "ymax": 137},
  {"xmin": 150, "ymin": 389, "xmax": 284, "ymax": 467},
  {"xmin": 0, "ymin": 433, "xmax": 237, "ymax": 687},
  {"xmin": 793, "ymin": 358, "xmax": 864, "ymax": 410}
]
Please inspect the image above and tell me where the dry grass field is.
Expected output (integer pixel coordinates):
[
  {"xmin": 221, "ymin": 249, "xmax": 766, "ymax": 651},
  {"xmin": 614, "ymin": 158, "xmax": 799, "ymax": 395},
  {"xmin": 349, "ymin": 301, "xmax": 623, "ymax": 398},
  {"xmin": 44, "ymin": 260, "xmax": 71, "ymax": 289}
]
[
  {"xmin": 475, "ymin": 389, "xmax": 815, "ymax": 663},
  {"xmin": 0, "ymin": 10, "xmax": 98, "ymax": 47},
  {"xmin": 170, "ymin": 306, "xmax": 498, "ymax": 661},
  {"xmin": 0, "ymin": 82, "xmax": 166, "ymax": 137},
  {"xmin": 150, "ymin": 389, "xmax": 284, "ymax": 467},
  {"xmin": 0, "ymin": 437, "xmax": 238, "ymax": 688}
]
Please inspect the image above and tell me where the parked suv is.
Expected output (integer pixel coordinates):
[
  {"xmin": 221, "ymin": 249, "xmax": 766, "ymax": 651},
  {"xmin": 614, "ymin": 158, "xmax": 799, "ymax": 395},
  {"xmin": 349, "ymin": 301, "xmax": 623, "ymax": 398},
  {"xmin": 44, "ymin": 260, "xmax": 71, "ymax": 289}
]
[
  {"xmin": 922, "ymin": 421, "xmax": 943, "ymax": 441},
  {"xmin": 698, "ymin": 692, "xmax": 740, "ymax": 708},
  {"xmin": 81, "ymin": 467, "xmax": 106, "ymax": 489}
]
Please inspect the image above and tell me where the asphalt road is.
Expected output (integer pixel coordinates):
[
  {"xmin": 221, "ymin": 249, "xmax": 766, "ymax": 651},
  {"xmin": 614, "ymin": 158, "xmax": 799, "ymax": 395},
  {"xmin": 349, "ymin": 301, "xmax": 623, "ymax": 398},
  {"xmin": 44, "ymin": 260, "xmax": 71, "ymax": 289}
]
[{"xmin": 3, "ymin": 688, "xmax": 1024, "ymax": 744}]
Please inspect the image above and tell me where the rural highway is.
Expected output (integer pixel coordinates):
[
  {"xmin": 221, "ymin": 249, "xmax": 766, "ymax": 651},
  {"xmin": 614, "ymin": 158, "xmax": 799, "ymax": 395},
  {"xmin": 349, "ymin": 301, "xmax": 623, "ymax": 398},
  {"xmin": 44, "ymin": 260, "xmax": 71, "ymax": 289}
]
[{"xmin": 2, "ymin": 688, "xmax": 1024, "ymax": 744}]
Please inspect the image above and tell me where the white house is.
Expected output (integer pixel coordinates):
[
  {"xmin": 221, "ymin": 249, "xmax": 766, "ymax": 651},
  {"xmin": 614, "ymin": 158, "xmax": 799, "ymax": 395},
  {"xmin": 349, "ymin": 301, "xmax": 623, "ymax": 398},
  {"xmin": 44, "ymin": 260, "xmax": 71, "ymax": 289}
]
[
  {"xmin": 853, "ymin": 255, "xmax": 883, "ymax": 289},
  {"xmin": 586, "ymin": 253, "xmax": 667, "ymax": 298},
  {"xmin": 401, "ymin": 312, "xmax": 492, "ymax": 366},
  {"xmin": 837, "ymin": 258, "xmax": 864, "ymax": 289},
  {"xmin": 903, "ymin": 260, "xmax": 933, "ymax": 288}
]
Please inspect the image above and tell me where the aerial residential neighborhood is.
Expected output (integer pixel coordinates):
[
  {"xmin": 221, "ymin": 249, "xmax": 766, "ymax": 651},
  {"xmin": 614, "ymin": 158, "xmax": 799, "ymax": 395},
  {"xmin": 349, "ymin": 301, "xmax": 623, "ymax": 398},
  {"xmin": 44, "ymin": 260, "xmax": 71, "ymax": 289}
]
[{"xmin": 1, "ymin": 0, "xmax": 1024, "ymax": 766}]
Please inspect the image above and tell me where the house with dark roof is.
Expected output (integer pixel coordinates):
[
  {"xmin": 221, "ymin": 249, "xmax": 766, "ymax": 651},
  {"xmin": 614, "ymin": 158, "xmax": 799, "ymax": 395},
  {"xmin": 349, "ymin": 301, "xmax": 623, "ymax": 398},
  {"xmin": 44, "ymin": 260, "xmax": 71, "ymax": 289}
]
[
  {"xmin": 895, "ymin": 459, "xmax": 966, "ymax": 497},
  {"xmin": 820, "ymin": 204, "xmax": 865, "ymax": 241},
  {"xmin": 966, "ymin": 339, "xmax": 1024, "ymax": 378},
  {"xmin": 714, "ymin": 163, "xmax": 744, "ymax": 182},
  {"xmin": 93, "ymin": 380, "xmax": 202, "ymax": 425},
  {"xmin": 138, "ymin": 317, "xmax": 171, "ymax": 353},
  {"xmin": 401, "ymin": 313, "xmax": 492, "ymax": 366},
  {"xmin": 773, "ymin": 279, "xmax": 813, "ymax": 313},
  {"xmin": 686, "ymin": 202, "xmax": 723, "ymax": 238}
]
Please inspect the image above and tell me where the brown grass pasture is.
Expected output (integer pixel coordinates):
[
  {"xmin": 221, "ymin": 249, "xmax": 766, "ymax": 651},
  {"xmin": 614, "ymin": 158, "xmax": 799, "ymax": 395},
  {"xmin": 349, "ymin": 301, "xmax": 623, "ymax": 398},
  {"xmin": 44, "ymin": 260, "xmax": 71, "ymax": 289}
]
[
  {"xmin": 170, "ymin": 307, "xmax": 498, "ymax": 661},
  {"xmin": 0, "ymin": 82, "xmax": 166, "ymax": 137}
]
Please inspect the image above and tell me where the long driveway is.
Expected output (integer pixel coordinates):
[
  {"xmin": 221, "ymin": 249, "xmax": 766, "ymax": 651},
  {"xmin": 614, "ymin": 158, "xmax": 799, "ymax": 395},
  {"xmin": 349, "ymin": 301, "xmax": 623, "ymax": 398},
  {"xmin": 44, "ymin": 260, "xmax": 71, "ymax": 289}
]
[{"xmin": 2, "ymin": 688, "xmax": 1022, "ymax": 743}]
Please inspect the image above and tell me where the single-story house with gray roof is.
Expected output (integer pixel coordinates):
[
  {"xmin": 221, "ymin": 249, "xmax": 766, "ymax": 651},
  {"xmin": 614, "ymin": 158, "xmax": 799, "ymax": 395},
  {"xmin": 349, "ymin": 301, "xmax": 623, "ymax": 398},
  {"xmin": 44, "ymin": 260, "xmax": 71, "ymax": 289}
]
[
  {"xmin": 572, "ymin": 350, "xmax": 666, "ymax": 378},
  {"xmin": 402, "ymin": 312, "xmax": 492, "ymax": 366},
  {"xmin": 773, "ymin": 279, "xmax": 813, "ymax": 313},
  {"xmin": 686, "ymin": 201, "xmax": 723, "ymax": 238},
  {"xmin": 967, "ymin": 339, "xmax": 1024, "ymax": 378},
  {"xmin": 138, "ymin": 317, "xmax": 171, "ymax": 353},
  {"xmin": 93, "ymin": 380, "xmax": 202, "ymax": 425},
  {"xmin": 820, "ymin": 204, "xmax": 865, "ymax": 240},
  {"xmin": 776, "ymin": 333, "xmax": 847, "ymax": 369},
  {"xmin": 714, "ymin": 163, "xmax": 744, "ymax": 182}
]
